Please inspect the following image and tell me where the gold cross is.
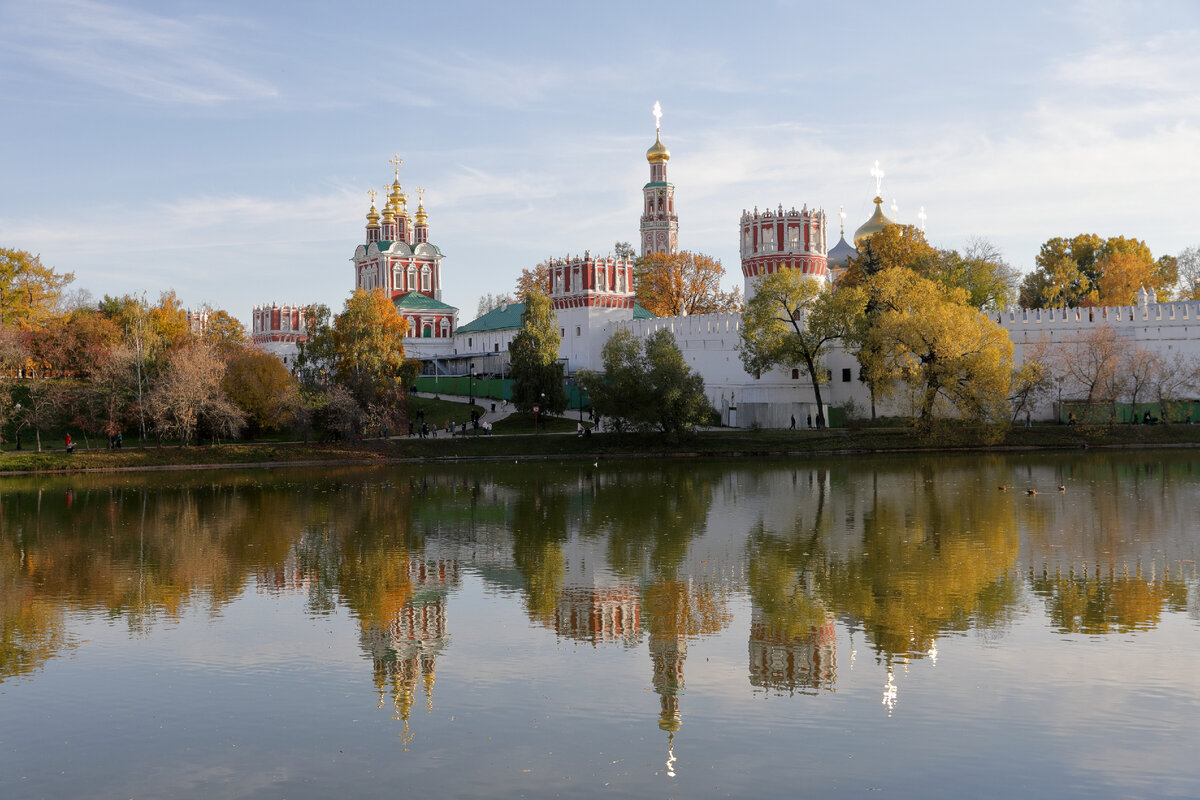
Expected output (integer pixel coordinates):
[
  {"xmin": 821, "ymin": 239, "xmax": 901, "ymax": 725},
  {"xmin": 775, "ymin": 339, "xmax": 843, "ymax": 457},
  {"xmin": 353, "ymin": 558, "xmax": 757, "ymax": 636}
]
[
  {"xmin": 367, "ymin": 188, "xmax": 377, "ymax": 204},
  {"xmin": 418, "ymin": 185, "xmax": 425, "ymax": 204},
  {"xmin": 390, "ymin": 154, "xmax": 403, "ymax": 178}
]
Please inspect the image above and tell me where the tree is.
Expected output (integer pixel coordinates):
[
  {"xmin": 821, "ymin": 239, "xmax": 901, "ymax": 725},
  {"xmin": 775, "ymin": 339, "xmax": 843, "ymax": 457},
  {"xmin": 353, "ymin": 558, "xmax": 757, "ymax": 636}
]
[
  {"xmin": 1019, "ymin": 234, "xmax": 1167, "ymax": 308},
  {"xmin": 1009, "ymin": 358, "xmax": 1053, "ymax": 423},
  {"xmin": 145, "ymin": 343, "xmax": 245, "ymax": 446},
  {"xmin": 509, "ymin": 290, "xmax": 566, "ymax": 414},
  {"xmin": 331, "ymin": 289, "xmax": 409, "ymax": 405},
  {"xmin": 613, "ymin": 241, "xmax": 635, "ymax": 261},
  {"xmin": 199, "ymin": 307, "xmax": 248, "ymax": 349},
  {"xmin": 476, "ymin": 292, "xmax": 513, "ymax": 318},
  {"xmin": 0, "ymin": 248, "xmax": 74, "ymax": 329},
  {"xmin": 1150, "ymin": 353, "xmax": 1199, "ymax": 423},
  {"xmin": 634, "ymin": 250, "xmax": 741, "ymax": 316},
  {"xmin": 1049, "ymin": 326, "xmax": 1131, "ymax": 422},
  {"xmin": 1176, "ymin": 246, "xmax": 1200, "ymax": 301},
  {"xmin": 514, "ymin": 262, "xmax": 551, "ymax": 301},
  {"xmin": 855, "ymin": 267, "xmax": 1014, "ymax": 432},
  {"xmin": 580, "ymin": 328, "xmax": 712, "ymax": 437},
  {"xmin": 294, "ymin": 304, "xmax": 335, "ymax": 386},
  {"xmin": 922, "ymin": 238, "xmax": 1018, "ymax": 310},
  {"xmin": 222, "ymin": 347, "xmax": 301, "ymax": 435},
  {"xmin": 840, "ymin": 224, "xmax": 936, "ymax": 288},
  {"xmin": 740, "ymin": 269, "xmax": 864, "ymax": 428}
]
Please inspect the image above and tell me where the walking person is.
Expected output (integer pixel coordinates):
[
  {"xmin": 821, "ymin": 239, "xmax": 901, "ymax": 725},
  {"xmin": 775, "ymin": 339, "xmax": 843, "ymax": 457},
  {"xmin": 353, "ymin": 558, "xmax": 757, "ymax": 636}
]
[{"xmin": 790, "ymin": 415, "xmax": 796, "ymax": 430}]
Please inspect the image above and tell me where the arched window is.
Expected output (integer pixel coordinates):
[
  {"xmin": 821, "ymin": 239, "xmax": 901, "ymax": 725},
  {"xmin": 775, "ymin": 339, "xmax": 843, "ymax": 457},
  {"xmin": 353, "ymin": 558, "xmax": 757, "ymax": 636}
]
[
  {"xmin": 439, "ymin": 319, "xmax": 450, "ymax": 338},
  {"xmin": 407, "ymin": 265, "xmax": 417, "ymax": 291},
  {"xmin": 393, "ymin": 266, "xmax": 402, "ymax": 290},
  {"xmin": 596, "ymin": 267, "xmax": 605, "ymax": 290},
  {"xmin": 422, "ymin": 324, "xmax": 432, "ymax": 338},
  {"xmin": 421, "ymin": 266, "xmax": 431, "ymax": 292}
]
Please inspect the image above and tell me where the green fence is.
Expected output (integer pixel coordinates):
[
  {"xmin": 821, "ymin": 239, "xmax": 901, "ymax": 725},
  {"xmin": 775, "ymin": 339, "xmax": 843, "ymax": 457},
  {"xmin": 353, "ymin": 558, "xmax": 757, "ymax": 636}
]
[
  {"xmin": 412, "ymin": 377, "xmax": 590, "ymax": 410},
  {"xmin": 1053, "ymin": 400, "xmax": 1200, "ymax": 425}
]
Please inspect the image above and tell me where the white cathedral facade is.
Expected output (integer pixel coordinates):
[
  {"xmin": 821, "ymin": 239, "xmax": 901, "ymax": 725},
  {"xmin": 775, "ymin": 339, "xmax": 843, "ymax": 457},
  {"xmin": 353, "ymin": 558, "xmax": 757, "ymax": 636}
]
[{"xmin": 255, "ymin": 123, "xmax": 1200, "ymax": 427}]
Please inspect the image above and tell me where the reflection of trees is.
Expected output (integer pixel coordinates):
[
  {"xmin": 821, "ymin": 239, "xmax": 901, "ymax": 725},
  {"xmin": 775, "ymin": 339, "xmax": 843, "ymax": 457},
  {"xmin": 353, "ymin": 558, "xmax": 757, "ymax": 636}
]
[
  {"xmin": 582, "ymin": 466, "xmax": 717, "ymax": 577},
  {"xmin": 1030, "ymin": 565, "xmax": 1190, "ymax": 634},
  {"xmin": 745, "ymin": 528, "xmax": 836, "ymax": 694},
  {"xmin": 508, "ymin": 478, "xmax": 570, "ymax": 626},
  {"xmin": 811, "ymin": 467, "xmax": 1022, "ymax": 659}
]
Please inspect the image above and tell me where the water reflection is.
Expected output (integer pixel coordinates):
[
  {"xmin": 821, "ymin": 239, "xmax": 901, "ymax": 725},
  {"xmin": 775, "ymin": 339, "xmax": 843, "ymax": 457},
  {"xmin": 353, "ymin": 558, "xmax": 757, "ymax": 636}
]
[{"xmin": 2, "ymin": 453, "xmax": 1198, "ymax": 704}]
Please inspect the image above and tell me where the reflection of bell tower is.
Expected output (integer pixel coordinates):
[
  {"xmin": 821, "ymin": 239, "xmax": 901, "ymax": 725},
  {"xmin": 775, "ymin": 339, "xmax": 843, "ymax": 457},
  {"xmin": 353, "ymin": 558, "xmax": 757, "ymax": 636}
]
[
  {"xmin": 641, "ymin": 578, "xmax": 730, "ymax": 778},
  {"xmin": 358, "ymin": 558, "xmax": 460, "ymax": 749}
]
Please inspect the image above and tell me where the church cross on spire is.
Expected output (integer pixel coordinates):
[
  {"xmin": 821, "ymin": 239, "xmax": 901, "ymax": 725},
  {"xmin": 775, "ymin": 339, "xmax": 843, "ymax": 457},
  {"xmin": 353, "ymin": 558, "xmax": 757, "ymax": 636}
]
[
  {"xmin": 390, "ymin": 153, "xmax": 403, "ymax": 179},
  {"xmin": 418, "ymin": 185, "xmax": 425, "ymax": 204},
  {"xmin": 870, "ymin": 160, "xmax": 885, "ymax": 197},
  {"xmin": 653, "ymin": 101, "xmax": 663, "ymax": 133},
  {"xmin": 367, "ymin": 188, "xmax": 377, "ymax": 204}
]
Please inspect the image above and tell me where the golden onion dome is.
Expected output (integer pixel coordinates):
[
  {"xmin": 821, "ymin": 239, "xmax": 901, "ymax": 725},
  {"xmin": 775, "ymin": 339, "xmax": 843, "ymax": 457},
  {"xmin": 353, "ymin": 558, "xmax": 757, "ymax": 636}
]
[
  {"xmin": 366, "ymin": 203, "xmax": 380, "ymax": 226},
  {"xmin": 415, "ymin": 201, "xmax": 428, "ymax": 225},
  {"xmin": 381, "ymin": 205, "xmax": 395, "ymax": 224},
  {"xmin": 853, "ymin": 196, "xmax": 893, "ymax": 248},
  {"xmin": 646, "ymin": 131, "xmax": 670, "ymax": 163}
]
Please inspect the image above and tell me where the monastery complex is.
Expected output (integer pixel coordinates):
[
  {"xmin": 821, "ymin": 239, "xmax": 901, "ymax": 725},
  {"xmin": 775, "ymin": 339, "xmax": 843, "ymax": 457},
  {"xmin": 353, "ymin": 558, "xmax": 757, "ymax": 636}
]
[{"xmin": 251, "ymin": 119, "xmax": 1200, "ymax": 426}]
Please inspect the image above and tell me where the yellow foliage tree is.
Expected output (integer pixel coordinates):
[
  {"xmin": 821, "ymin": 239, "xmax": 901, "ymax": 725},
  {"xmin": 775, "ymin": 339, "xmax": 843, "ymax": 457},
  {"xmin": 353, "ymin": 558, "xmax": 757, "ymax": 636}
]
[
  {"xmin": 0, "ymin": 248, "xmax": 74, "ymax": 329},
  {"xmin": 634, "ymin": 251, "xmax": 741, "ymax": 316},
  {"xmin": 858, "ymin": 267, "xmax": 1014, "ymax": 431}
]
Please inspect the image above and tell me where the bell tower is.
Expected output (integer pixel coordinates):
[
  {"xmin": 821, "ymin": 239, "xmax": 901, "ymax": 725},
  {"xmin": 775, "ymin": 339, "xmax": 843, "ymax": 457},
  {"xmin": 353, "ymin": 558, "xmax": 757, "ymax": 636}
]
[{"xmin": 640, "ymin": 102, "xmax": 679, "ymax": 258}]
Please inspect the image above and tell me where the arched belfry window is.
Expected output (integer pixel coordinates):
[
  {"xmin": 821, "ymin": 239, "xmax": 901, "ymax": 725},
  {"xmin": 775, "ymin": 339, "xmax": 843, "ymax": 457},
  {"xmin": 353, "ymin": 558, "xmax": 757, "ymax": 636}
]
[
  {"xmin": 407, "ymin": 265, "xmax": 417, "ymax": 291},
  {"xmin": 421, "ymin": 266, "xmax": 431, "ymax": 292}
]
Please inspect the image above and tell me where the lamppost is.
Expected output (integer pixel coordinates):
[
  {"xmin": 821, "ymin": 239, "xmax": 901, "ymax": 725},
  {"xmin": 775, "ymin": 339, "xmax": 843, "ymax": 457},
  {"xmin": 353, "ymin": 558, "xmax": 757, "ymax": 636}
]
[
  {"xmin": 540, "ymin": 391, "xmax": 545, "ymax": 433},
  {"xmin": 468, "ymin": 367, "xmax": 475, "ymax": 411},
  {"xmin": 13, "ymin": 402, "xmax": 21, "ymax": 450}
]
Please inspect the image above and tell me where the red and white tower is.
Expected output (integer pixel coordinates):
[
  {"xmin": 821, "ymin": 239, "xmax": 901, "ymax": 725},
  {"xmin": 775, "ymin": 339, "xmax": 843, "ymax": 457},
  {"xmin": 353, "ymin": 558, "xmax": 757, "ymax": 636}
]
[
  {"xmin": 739, "ymin": 204, "xmax": 828, "ymax": 301},
  {"xmin": 640, "ymin": 102, "xmax": 679, "ymax": 258}
]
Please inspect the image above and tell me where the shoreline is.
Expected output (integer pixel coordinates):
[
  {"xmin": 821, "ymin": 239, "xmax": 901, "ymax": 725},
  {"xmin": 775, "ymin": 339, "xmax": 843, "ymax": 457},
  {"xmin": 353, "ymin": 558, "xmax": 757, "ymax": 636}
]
[{"xmin": 3, "ymin": 426, "xmax": 1199, "ymax": 476}]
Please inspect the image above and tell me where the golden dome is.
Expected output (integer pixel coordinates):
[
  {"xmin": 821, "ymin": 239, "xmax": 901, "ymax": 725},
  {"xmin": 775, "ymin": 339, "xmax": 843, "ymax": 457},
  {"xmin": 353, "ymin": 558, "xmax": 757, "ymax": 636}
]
[
  {"xmin": 647, "ymin": 131, "xmax": 670, "ymax": 163},
  {"xmin": 366, "ymin": 203, "xmax": 380, "ymax": 226},
  {"xmin": 381, "ymin": 205, "xmax": 395, "ymax": 224},
  {"xmin": 415, "ymin": 201, "xmax": 428, "ymax": 225},
  {"xmin": 853, "ymin": 196, "xmax": 893, "ymax": 248}
]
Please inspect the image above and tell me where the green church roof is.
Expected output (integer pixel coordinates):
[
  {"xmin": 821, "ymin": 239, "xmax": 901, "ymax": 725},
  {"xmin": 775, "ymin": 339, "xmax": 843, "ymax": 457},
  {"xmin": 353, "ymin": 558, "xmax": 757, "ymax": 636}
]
[
  {"xmin": 393, "ymin": 291, "xmax": 457, "ymax": 311},
  {"xmin": 457, "ymin": 301, "xmax": 656, "ymax": 334},
  {"xmin": 456, "ymin": 302, "xmax": 526, "ymax": 334}
]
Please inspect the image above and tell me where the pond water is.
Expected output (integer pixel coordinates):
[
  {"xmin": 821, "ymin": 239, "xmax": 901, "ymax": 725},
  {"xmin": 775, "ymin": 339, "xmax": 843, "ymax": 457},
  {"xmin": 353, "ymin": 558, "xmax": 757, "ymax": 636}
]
[{"xmin": 1, "ymin": 452, "xmax": 1199, "ymax": 799}]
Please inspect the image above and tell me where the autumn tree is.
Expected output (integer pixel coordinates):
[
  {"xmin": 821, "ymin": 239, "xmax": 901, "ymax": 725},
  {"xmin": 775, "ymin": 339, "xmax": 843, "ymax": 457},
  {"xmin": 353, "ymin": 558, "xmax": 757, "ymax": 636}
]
[
  {"xmin": 222, "ymin": 347, "xmax": 301, "ymax": 436},
  {"xmin": 0, "ymin": 248, "xmax": 74, "ymax": 329},
  {"xmin": 1150, "ymin": 353, "xmax": 1200, "ymax": 423},
  {"xmin": 145, "ymin": 343, "xmax": 245, "ymax": 446},
  {"xmin": 328, "ymin": 289, "xmax": 409, "ymax": 406},
  {"xmin": 613, "ymin": 241, "xmax": 635, "ymax": 261},
  {"xmin": 1019, "ymin": 234, "xmax": 1169, "ymax": 308},
  {"xmin": 514, "ymin": 262, "xmax": 551, "ymax": 301},
  {"xmin": 922, "ymin": 238, "xmax": 1018, "ymax": 310},
  {"xmin": 634, "ymin": 250, "xmax": 741, "ymax": 316},
  {"xmin": 580, "ymin": 328, "xmax": 711, "ymax": 437},
  {"xmin": 199, "ymin": 307, "xmax": 248, "ymax": 350},
  {"xmin": 740, "ymin": 269, "xmax": 864, "ymax": 428},
  {"xmin": 853, "ymin": 267, "xmax": 1014, "ymax": 432},
  {"xmin": 839, "ymin": 224, "xmax": 936, "ymax": 288},
  {"xmin": 1049, "ymin": 327, "xmax": 1131, "ymax": 422},
  {"xmin": 509, "ymin": 289, "xmax": 566, "ymax": 414}
]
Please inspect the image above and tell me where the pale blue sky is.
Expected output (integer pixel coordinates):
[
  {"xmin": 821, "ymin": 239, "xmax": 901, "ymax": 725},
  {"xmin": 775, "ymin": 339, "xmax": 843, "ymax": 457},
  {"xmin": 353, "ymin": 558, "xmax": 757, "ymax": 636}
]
[{"xmin": 3, "ymin": 0, "xmax": 1200, "ymax": 324}]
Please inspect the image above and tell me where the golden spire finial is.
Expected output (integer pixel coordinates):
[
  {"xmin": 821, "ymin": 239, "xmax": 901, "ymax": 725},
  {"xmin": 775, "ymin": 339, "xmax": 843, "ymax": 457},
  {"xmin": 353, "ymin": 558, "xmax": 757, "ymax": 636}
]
[
  {"xmin": 390, "ymin": 153, "xmax": 403, "ymax": 179},
  {"xmin": 368, "ymin": 187, "xmax": 377, "ymax": 204}
]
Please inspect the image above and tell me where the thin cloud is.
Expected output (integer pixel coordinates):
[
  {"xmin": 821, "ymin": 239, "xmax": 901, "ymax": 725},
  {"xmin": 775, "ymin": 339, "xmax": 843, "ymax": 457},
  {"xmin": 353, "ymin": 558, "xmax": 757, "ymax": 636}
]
[{"xmin": 3, "ymin": 0, "xmax": 278, "ymax": 104}]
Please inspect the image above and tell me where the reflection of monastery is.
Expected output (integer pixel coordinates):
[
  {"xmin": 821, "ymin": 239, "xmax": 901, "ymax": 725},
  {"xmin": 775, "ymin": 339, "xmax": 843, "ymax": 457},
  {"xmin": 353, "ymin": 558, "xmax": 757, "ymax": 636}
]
[{"xmin": 255, "ymin": 114, "xmax": 1200, "ymax": 424}]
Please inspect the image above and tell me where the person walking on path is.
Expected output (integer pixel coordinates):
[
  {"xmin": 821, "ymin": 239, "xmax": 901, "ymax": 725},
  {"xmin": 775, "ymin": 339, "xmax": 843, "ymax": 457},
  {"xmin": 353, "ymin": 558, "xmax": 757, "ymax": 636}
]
[{"xmin": 790, "ymin": 415, "xmax": 796, "ymax": 430}]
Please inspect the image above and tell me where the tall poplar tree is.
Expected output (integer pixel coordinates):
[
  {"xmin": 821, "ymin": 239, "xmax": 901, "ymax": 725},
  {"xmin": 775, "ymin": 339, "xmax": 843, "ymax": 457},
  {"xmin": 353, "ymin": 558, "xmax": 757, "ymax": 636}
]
[{"xmin": 509, "ymin": 290, "xmax": 566, "ymax": 414}]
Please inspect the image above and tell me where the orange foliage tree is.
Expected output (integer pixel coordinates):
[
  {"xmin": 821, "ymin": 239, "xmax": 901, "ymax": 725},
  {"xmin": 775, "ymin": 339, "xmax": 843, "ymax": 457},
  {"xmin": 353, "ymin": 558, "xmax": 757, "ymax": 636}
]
[{"xmin": 634, "ymin": 251, "xmax": 741, "ymax": 316}]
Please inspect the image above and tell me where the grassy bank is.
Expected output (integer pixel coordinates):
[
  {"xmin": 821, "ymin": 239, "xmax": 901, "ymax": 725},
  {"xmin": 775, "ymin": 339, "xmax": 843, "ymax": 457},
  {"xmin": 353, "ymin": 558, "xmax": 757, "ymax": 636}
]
[{"xmin": 2, "ymin": 420, "xmax": 1200, "ymax": 475}]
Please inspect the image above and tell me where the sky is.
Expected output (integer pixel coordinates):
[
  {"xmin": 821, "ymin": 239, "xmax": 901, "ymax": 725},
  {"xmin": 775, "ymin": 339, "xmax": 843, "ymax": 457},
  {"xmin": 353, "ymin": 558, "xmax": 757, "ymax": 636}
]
[{"xmin": 3, "ymin": 0, "xmax": 1200, "ymax": 327}]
